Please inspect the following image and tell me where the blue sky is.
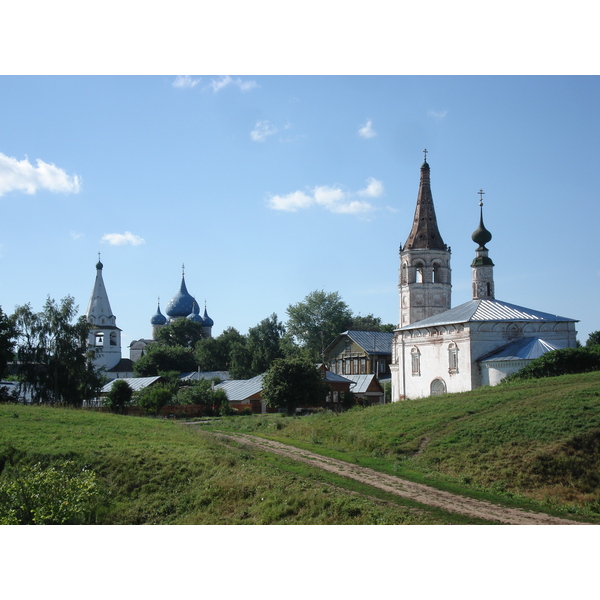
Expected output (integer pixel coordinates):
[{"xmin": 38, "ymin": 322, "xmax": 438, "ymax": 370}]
[{"xmin": 1, "ymin": 75, "xmax": 599, "ymax": 349}]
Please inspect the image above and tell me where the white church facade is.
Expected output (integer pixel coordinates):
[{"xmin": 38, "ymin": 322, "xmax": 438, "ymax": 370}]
[{"xmin": 390, "ymin": 155, "xmax": 577, "ymax": 401}]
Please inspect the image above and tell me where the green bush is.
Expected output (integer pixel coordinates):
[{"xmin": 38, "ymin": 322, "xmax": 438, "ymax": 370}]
[
  {"xmin": 0, "ymin": 460, "xmax": 100, "ymax": 524},
  {"xmin": 104, "ymin": 379, "xmax": 133, "ymax": 414},
  {"xmin": 136, "ymin": 385, "xmax": 174, "ymax": 415},
  {"xmin": 504, "ymin": 346, "xmax": 600, "ymax": 382}
]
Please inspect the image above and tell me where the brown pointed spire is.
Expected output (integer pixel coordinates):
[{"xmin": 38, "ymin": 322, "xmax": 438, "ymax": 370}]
[{"xmin": 404, "ymin": 153, "xmax": 447, "ymax": 250}]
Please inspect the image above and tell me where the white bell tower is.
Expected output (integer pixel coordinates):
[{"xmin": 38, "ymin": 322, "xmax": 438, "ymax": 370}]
[{"xmin": 85, "ymin": 256, "xmax": 122, "ymax": 371}]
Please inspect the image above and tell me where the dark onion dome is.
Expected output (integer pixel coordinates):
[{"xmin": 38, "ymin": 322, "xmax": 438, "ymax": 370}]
[
  {"xmin": 472, "ymin": 207, "xmax": 492, "ymax": 249},
  {"xmin": 150, "ymin": 302, "xmax": 167, "ymax": 325},
  {"xmin": 166, "ymin": 274, "xmax": 197, "ymax": 318},
  {"xmin": 202, "ymin": 306, "xmax": 214, "ymax": 327},
  {"xmin": 187, "ymin": 301, "xmax": 204, "ymax": 323}
]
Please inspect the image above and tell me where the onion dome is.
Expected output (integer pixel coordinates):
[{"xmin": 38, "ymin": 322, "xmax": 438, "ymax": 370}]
[
  {"xmin": 471, "ymin": 191, "xmax": 492, "ymax": 250},
  {"xmin": 202, "ymin": 305, "xmax": 214, "ymax": 328},
  {"xmin": 166, "ymin": 272, "xmax": 197, "ymax": 318},
  {"xmin": 187, "ymin": 300, "xmax": 204, "ymax": 323},
  {"xmin": 151, "ymin": 301, "xmax": 167, "ymax": 325}
]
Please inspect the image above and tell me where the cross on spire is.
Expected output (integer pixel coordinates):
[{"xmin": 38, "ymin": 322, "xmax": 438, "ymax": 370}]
[
  {"xmin": 478, "ymin": 189, "xmax": 485, "ymax": 206},
  {"xmin": 182, "ymin": 263, "xmax": 185, "ymax": 276},
  {"xmin": 423, "ymin": 148, "xmax": 428, "ymax": 162}
]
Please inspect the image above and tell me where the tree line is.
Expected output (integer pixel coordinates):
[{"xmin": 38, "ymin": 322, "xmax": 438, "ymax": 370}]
[{"xmin": 0, "ymin": 290, "xmax": 394, "ymax": 408}]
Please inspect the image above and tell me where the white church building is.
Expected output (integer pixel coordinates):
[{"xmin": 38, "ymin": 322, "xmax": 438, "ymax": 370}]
[{"xmin": 390, "ymin": 155, "xmax": 577, "ymax": 401}]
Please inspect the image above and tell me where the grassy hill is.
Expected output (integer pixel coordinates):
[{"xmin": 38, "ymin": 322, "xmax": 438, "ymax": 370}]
[
  {"xmin": 2, "ymin": 371, "xmax": 599, "ymax": 524},
  {"xmin": 205, "ymin": 371, "xmax": 600, "ymax": 519}
]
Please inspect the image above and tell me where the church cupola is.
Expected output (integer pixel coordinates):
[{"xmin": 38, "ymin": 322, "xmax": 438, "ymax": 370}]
[
  {"xmin": 202, "ymin": 303, "xmax": 214, "ymax": 338},
  {"xmin": 471, "ymin": 190, "xmax": 495, "ymax": 300},
  {"xmin": 151, "ymin": 299, "xmax": 167, "ymax": 339},
  {"xmin": 166, "ymin": 265, "xmax": 197, "ymax": 321},
  {"xmin": 398, "ymin": 151, "xmax": 452, "ymax": 326}
]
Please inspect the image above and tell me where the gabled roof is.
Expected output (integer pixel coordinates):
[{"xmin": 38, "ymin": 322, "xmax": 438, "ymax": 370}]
[
  {"xmin": 100, "ymin": 376, "xmax": 163, "ymax": 393},
  {"xmin": 326, "ymin": 331, "xmax": 394, "ymax": 355},
  {"xmin": 180, "ymin": 371, "xmax": 230, "ymax": 382},
  {"xmin": 215, "ymin": 374, "xmax": 264, "ymax": 401},
  {"xmin": 324, "ymin": 371, "xmax": 353, "ymax": 384},
  {"xmin": 479, "ymin": 337, "xmax": 562, "ymax": 363},
  {"xmin": 398, "ymin": 298, "xmax": 577, "ymax": 331},
  {"xmin": 342, "ymin": 373, "xmax": 383, "ymax": 394}
]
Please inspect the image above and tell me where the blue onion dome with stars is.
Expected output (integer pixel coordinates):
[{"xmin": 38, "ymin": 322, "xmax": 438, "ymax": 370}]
[
  {"xmin": 166, "ymin": 268, "xmax": 197, "ymax": 319},
  {"xmin": 150, "ymin": 301, "xmax": 167, "ymax": 326},
  {"xmin": 187, "ymin": 300, "xmax": 204, "ymax": 324}
]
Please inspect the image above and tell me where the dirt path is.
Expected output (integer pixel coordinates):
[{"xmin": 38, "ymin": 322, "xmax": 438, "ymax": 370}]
[{"xmin": 207, "ymin": 431, "xmax": 583, "ymax": 525}]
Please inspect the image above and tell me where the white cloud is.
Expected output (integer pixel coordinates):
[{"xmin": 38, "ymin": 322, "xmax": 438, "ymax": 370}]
[
  {"xmin": 101, "ymin": 231, "xmax": 145, "ymax": 246},
  {"xmin": 172, "ymin": 75, "xmax": 201, "ymax": 89},
  {"xmin": 358, "ymin": 119, "xmax": 376, "ymax": 139},
  {"xmin": 267, "ymin": 179, "xmax": 383, "ymax": 217},
  {"xmin": 70, "ymin": 231, "xmax": 84, "ymax": 241},
  {"xmin": 251, "ymin": 120, "xmax": 277, "ymax": 142},
  {"xmin": 428, "ymin": 109, "xmax": 448, "ymax": 120},
  {"xmin": 210, "ymin": 75, "xmax": 258, "ymax": 93},
  {"xmin": 0, "ymin": 152, "xmax": 81, "ymax": 197},
  {"xmin": 358, "ymin": 177, "xmax": 384, "ymax": 198},
  {"xmin": 267, "ymin": 191, "xmax": 314, "ymax": 212}
]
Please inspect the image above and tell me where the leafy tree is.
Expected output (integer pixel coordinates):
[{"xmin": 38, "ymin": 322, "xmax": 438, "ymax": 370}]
[
  {"xmin": 262, "ymin": 357, "xmax": 329, "ymax": 415},
  {"xmin": 155, "ymin": 318, "xmax": 204, "ymax": 348},
  {"xmin": 0, "ymin": 306, "xmax": 16, "ymax": 379},
  {"xmin": 194, "ymin": 327, "xmax": 247, "ymax": 372},
  {"xmin": 12, "ymin": 297, "xmax": 101, "ymax": 406},
  {"xmin": 105, "ymin": 379, "xmax": 133, "ymax": 414},
  {"xmin": 348, "ymin": 314, "xmax": 395, "ymax": 332},
  {"xmin": 134, "ymin": 343, "xmax": 197, "ymax": 376},
  {"xmin": 286, "ymin": 290, "xmax": 352, "ymax": 361},
  {"xmin": 246, "ymin": 313, "xmax": 286, "ymax": 375},
  {"xmin": 586, "ymin": 331, "xmax": 600, "ymax": 347}
]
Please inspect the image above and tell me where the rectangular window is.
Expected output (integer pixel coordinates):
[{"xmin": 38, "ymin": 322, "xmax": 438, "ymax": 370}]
[
  {"xmin": 353, "ymin": 358, "xmax": 358, "ymax": 374},
  {"xmin": 360, "ymin": 358, "xmax": 366, "ymax": 374}
]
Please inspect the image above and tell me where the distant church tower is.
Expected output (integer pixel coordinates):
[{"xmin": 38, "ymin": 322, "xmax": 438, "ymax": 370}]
[
  {"xmin": 86, "ymin": 256, "xmax": 123, "ymax": 371},
  {"xmin": 398, "ymin": 151, "xmax": 452, "ymax": 326},
  {"xmin": 471, "ymin": 190, "xmax": 495, "ymax": 300}
]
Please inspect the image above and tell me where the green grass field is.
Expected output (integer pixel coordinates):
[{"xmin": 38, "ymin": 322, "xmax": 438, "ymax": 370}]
[{"xmin": 2, "ymin": 371, "xmax": 599, "ymax": 524}]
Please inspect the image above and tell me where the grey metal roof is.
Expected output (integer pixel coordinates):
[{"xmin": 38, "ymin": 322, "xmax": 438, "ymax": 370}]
[
  {"xmin": 333, "ymin": 331, "xmax": 394, "ymax": 354},
  {"xmin": 106, "ymin": 358, "xmax": 135, "ymax": 373},
  {"xmin": 100, "ymin": 376, "xmax": 163, "ymax": 393},
  {"xmin": 324, "ymin": 371, "xmax": 353, "ymax": 383},
  {"xmin": 215, "ymin": 374, "xmax": 264, "ymax": 401},
  {"xmin": 342, "ymin": 374, "xmax": 381, "ymax": 394},
  {"xmin": 399, "ymin": 299, "xmax": 577, "ymax": 331},
  {"xmin": 180, "ymin": 371, "xmax": 230, "ymax": 382},
  {"xmin": 479, "ymin": 337, "xmax": 562, "ymax": 362}
]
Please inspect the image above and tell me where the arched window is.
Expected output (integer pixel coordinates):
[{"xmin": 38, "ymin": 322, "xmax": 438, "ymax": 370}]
[
  {"xmin": 95, "ymin": 332, "xmax": 104, "ymax": 347},
  {"xmin": 433, "ymin": 263, "xmax": 442, "ymax": 283},
  {"xmin": 415, "ymin": 264, "xmax": 425, "ymax": 283},
  {"xmin": 401, "ymin": 263, "xmax": 408, "ymax": 285},
  {"xmin": 430, "ymin": 378, "xmax": 447, "ymax": 396},
  {"xmin": 110, "ymin": 332, "xmax": 117, "ymax": 346},
  {"xmin": 411, "ymin": 347, "xmax": 421, "ymax": 376},
  {"xmin": 448, "ymin": 343, "xmax": 459, "ymax": 374}
]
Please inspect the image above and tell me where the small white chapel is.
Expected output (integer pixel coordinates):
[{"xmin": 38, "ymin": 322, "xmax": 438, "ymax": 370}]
[{"xmin": 390, "ymin": 153, "xmax": 577, "ymax": 400}]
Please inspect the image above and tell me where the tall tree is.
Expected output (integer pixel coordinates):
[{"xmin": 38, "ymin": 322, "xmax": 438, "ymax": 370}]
[
  {"xmin": 262, "ymin": 358, "xmax": 329, "ymax": 415},
  {"xmin": 194, "ymin": 327, "xmax": 246, "ymax": 372},
  {"xmin": 246, "ymin": 313, "xmax": 286, "ymax": 375},
  {"xmin": 12, "ymin": 296, "xmax": 101, "ymax": 406},
  {"xmin": 0, "ymin": 306, "xmax": 16, "ymax": 379},
  {"xmin": 286, "ymin": 290, "xmax": 352, "ymax": 361}
]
